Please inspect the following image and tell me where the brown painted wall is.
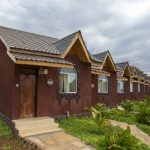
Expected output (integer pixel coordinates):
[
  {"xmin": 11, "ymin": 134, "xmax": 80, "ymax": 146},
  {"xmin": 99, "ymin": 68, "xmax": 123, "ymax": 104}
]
[
  {"xmin": 0, "ymin": 40, "xmax": 19, "ymax": 119},
  {"xmin": 91, "ymin": 67, "xmax": 117, "ymax": 107},
  {"xmin": 117, "ymin": 79, "xmax": 130, "ymax": 103},
  {"xmin": 131, "ymin": 82, "xmax": 138, "ymax": 100},
  {"xmin": 36, "ymin": 54, "xmax": 92, "ymax": 117},
  {"xmin": 1, "ymin": 39, "xmax": 150, "ymax": 119}
]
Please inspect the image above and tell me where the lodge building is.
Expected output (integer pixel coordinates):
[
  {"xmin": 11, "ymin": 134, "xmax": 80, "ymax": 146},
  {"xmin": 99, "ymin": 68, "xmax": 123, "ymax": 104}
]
[{"xmin": 0, "ymin": 26, "xmax": 150, "ymax": 120}]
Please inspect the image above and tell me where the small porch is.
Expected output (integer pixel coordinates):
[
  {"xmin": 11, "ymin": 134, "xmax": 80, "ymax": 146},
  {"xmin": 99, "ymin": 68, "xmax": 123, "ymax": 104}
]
[
  {"xmin": 12, "ymin": 52, "xmax": 74, "ymax": 119},
  {"xmin": 13, "ymin": 117, "xmax": 62, "ymax": 137}
]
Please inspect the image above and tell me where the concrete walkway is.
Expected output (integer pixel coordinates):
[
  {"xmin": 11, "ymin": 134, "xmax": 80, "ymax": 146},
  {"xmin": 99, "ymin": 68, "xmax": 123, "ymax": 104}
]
[
  {"xmin": 27, "ymin": 131, "xmax": 95, "ymax": 150},
  {"xmin": 110, "ymin": 120, "xmax": 150, "ymax": 147}
]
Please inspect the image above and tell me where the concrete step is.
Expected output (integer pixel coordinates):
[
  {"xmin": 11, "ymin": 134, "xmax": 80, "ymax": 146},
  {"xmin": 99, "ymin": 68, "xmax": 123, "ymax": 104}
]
[
  {"xmin": 13, "ymin": 117, "xmax": 63, "ymax": 137},
  {"xmin": 19, "ymin": 123, "xmax": 59, "ymax": 133},
  {"xmin": 14, "ymin": 119, "xmax": 56, "ymax": 128},
  {"xmin": 13, "ymin": 117, "xmax": 54, "ymax": 124},
  {"xmin": 20, "ymin": 127, "xmax": 63, "ymax": 137}
]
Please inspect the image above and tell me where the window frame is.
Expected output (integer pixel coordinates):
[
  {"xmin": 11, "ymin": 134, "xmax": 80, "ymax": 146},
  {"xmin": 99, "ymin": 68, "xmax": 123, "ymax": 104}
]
[
  {"xmin": 98, "ymin": 75, "xmax": 108, "ymax": 93},
  {"xmin": 59, "ymin": 68, "xmax": 77, "ymax": 94},
  {"xmin": 117, "ymin": 80, "xmax": 124, "ymax": 93},
  {"xmin": 138, "ymin": 83, "xmax": 141, "ymax": 93},
  {"xmin": 130, "ymin": 81, "xmax": 134, "ymax": 93}
]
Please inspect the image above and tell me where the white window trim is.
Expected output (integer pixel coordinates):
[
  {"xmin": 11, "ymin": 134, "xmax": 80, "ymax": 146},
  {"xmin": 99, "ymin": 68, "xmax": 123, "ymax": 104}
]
[
  {"xmin": 59, "ymin": 69, "xmax": 77, "ymax": 94},
  {"xmin": 117, "ymin": 80, "xmax": 124, "ymax": 93},
  {"xmin": 138, "ymin": 83, "xmax": 141, "ymax": 93},
  {"xmin": 98, "ymin": 76, "xmax": 108, "ymax": 93},
  {"xmin": 130, "ymin": 81, "xmax": 134, "ymax": 93}
]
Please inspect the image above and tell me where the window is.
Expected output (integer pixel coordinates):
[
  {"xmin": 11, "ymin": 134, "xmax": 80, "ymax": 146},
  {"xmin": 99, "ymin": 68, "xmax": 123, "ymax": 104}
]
[
  {"xmin": 138, "ymin": 83, "xmax": 141, "ymax": 92},
  {"xmin": 130, "ymin": 81, "xmax": 134, "ymax": 92},
  {"xmin": 59, "ymin": 68, "xmax": 77, "ymax": 93},
  {"xmin": 117, "ymin": 81, "xmax": 124, "ymax": 93},
  {"xmin": 98, "ymin": 75, "xmax": 108, "ymax": 93}
]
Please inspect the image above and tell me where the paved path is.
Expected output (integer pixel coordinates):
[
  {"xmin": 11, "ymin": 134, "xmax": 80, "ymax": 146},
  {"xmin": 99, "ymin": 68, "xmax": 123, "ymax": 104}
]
[
  {"xmin": 27, "ymin": 131, "xmax": 95, "ymax": 150},
  {"xmin": 110, "ymin": 120, "xmax": 150, "ymax": 147}
]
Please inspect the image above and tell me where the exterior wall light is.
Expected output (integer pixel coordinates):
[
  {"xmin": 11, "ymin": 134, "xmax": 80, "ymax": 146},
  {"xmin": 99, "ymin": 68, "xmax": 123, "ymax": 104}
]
[{"xmin": 47, "ymin": 79, "xmax": 53, "ymax": 86}]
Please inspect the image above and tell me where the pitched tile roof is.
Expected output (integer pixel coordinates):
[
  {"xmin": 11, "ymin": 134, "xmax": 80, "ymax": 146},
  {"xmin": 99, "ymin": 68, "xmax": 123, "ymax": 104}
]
[
  {"xmin": 93, "ymin": 50, "xmax": 108, "ymax": 61},
  {"xmin": 53, "ymin": 31, "xmax": 79, "ymax": 54},
  {"xmin": 89, "ymin": 52, "xmax": 103, "ymax": 63},
  {"xmin": 9, "ymin": 52, "xmax": 73, "ymax": 65},
  {"xmin": 0, "ymin": 26, "xmax": 63, "ymax": 54},
  {"xmin": 115, "ymin": 62, "xmax": 128, "ymax": 70}
]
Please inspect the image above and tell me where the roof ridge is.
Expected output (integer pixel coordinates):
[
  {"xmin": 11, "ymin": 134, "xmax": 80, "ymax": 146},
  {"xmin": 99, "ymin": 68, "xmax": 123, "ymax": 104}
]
[
  {"xmin": 0, "ymin": 25, "xmax": 59, "ymax": 41},
  {"xmin": 53, "ymin": 30, "xmax": 80, "ymax": 44},
  {"xmin": 115, "ymin": 61, "xmax": 128, "ymax": 65},
  {"xmin": 93, "ymin": 50, "xmax": 109, "ymax": 56}
]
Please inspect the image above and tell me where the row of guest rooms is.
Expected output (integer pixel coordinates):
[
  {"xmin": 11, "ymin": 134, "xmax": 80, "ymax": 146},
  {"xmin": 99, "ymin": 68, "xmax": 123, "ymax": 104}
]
[
  {"xmin": 0, "ymin": 26, "xmax": 150, "ymax": 119},
  {"xmin": 60, "ymin": 68, "xmax": 146, "ymax": 94}
]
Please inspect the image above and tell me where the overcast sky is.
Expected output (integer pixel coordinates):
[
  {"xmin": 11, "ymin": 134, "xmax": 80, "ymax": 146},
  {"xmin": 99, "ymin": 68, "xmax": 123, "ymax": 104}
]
[{"xmin": 0, "ymin": 0, "xmax": 150, "ymax": 74}]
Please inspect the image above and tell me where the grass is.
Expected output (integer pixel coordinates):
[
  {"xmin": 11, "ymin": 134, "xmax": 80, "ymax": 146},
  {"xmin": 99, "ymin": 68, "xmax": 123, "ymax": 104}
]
[
  {"xmin": 0, "ymin": 119, "xmax": 30, "ymax": 150},
  {"xmin": 0, "ymin": 120, "xmax": 12, "ymax": 137},
  {"xmin": 107, "ymin": 107, "xmax": 150, "ymax": 135},
  {"xmin": 58, "ymin": 117, "xmax": 150, "ymax": 150}
]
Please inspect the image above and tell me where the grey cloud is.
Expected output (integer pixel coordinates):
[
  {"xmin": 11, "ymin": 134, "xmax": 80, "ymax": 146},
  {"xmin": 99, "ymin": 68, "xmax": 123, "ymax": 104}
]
[{"xmin": 0, "ymin": 0, "xmax": 150, "ymax": 74}]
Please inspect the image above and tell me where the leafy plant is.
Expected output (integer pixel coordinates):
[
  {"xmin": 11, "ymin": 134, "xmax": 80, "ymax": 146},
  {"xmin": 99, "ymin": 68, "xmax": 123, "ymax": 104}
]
[
  {"xmin": 136, "ymin": 102, "xmax": 150, "ymax": 125},
  {"xmin": 104, "ymin": 126, "xmax": 138, "ymax": 150},
  {"xmin": 143, "ymin": 95, "xmax": 150, "ymax": 106},
  {"xmin": 120, "ymin": 100, "xmax": 134, "ymax": 113},
  {"xmin": 89, "ymin": 103, "xmax": 109, "ymax": 127},
  {"xmin": 90, "ymin": 107, "xmax": 108, "ymax": 127},
  {"xmin": 58, "ymin": 117, "xmax": 150, "ymax": 150}
]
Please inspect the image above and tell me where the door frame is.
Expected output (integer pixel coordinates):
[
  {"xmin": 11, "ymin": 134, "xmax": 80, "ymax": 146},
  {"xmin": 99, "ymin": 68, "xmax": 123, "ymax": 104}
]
[{"xmin": 19, "ymin": 68, "xmax": 38, "ymax": 118}]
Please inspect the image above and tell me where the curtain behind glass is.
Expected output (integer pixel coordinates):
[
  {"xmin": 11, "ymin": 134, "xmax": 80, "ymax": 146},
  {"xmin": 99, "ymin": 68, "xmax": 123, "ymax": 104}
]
[{"xmin": 59, "ymin": 74, "xmax": 69, "ymax": 92}]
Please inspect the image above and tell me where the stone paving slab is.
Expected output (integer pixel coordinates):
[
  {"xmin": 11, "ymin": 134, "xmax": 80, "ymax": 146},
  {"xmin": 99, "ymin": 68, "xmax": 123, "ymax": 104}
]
[
  {"xmin": 110, "ymin": 120, "xmax": 150, "ymax": 147},
  {"xmin": 29, "ymin": 131, "xmax": 95, "ymax": 150}
]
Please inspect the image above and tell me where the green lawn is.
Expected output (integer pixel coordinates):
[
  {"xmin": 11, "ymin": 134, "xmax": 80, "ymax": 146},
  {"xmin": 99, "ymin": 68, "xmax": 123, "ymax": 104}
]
[
  {"xmin": 107, "ymin": 108, "xmax": 150, "ymax": 135},
  {"xmin": 0, "ymin": 119, "xmax": 29, "ymax": 150},
  {"xmin": 58, "ymin": 117, "xmax": 150, "ymax": 150},
  {"xmin": 0, "ymin": 120, "xmax": 12, "ymax": 137}
]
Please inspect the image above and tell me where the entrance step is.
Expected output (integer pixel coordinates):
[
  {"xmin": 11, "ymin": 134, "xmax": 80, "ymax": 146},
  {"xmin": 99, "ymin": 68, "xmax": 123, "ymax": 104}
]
[{"xmin": 13, "ymin": 117, "xmax": 63, "ymax": 137}]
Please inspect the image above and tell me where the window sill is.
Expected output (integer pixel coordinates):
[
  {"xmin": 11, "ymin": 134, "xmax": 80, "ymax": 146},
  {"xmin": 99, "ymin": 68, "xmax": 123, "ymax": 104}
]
[
  {"xmin": 59, "ymin": 92, "xmax": 77, "ymax": 94},
  {"xmin": 98, "ymin": 92, "xmax": 108, "ymax": 94}
]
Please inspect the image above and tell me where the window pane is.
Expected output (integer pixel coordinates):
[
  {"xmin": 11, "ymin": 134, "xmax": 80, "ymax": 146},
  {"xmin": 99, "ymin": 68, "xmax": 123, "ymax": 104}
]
[
  {"xmin": 130, "ymin": 82, "xmax": 133, "ymax": 92},
  {"xmin": 98, "ymin": 76, "xmax": 108, "ymax": 93},
  {"xmin": 117, "ymin": 81, "xmax": 124, "ymax": 93},
  {"xmin": 69, "ymin": 75, "xmax": 76, "ymax": 92},
  {"xmin": 117, "ymin": 82, "xmax": 120, "ymax": 93},
  {"xmin": 138, "ymin": 84, "xmax": 141, "ymax": 92},
  {"xmin": 103, "ymin": 81, "xmax": 108, "ymax": 93},
  {"xmin": 98, "ymin": 75, "xmax": 107, "ymax": 80},
  {"xmin": 60, "ymin": 68, "xmax": 76, "ymax": 74},
  {"xmin": 59, "ymin": 67, "xmax": 77, "ymax": 93},
  {"xmin": 98, "ymin": 80, "xmax": 102, "ymax": 93},
  {"xmin": 59, "ymin": 74, "xmax": 69, "ymax": 92}
]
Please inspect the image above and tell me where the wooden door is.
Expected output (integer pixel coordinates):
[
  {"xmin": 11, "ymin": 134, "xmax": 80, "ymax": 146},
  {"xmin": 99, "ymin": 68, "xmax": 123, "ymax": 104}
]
[{"xmin": 19, "ymin": 74, "xmax": 36, "ymax": 118}]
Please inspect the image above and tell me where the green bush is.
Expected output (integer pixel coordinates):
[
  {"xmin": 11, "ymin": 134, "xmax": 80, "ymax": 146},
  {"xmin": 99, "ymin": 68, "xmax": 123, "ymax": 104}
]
[
  {"xmin": 94, "ymin": 103, "xmax": 109, "ymax": 117},
  {"xmin": 89, "ymin": 103, "xmax": 109, "ymax": 127},
  {"xmin": 136, "ymin": 102, "xmax": 150, "ymax": 125},
  {"xmin": 143, "ymin": 96, "xmax": 150, "ymax": 106},
  {"xmin": 120, "ymin": 100, "xmax": 134, "ymax": 113},
  {"xmin": 103, "ymin": 126, "xmax": 138, "ymax": 150}
]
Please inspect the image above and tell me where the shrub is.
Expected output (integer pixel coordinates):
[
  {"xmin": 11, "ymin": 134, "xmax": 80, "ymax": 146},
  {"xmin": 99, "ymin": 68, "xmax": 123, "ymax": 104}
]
[
  {"xmin": 136, "ymin": 102, "xmax": 150, "ymax": 125},
  {"xmin": 89, "ymin": 103, "xmax": 109, "ymax": 127},
  {"xmin": 120, "ymin": 100, "xmax": 134, "ymax": 113},
  {"xmin": 94, "ymin": 103, "xmax": 109, "ymax": 118},
  {"xmin": 103, "ymin": 126, "xmax": 138, "ymax": 150},
  {"xmin": 143, "ymin": 96, "xmax": 150, "ymax": 106}
]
